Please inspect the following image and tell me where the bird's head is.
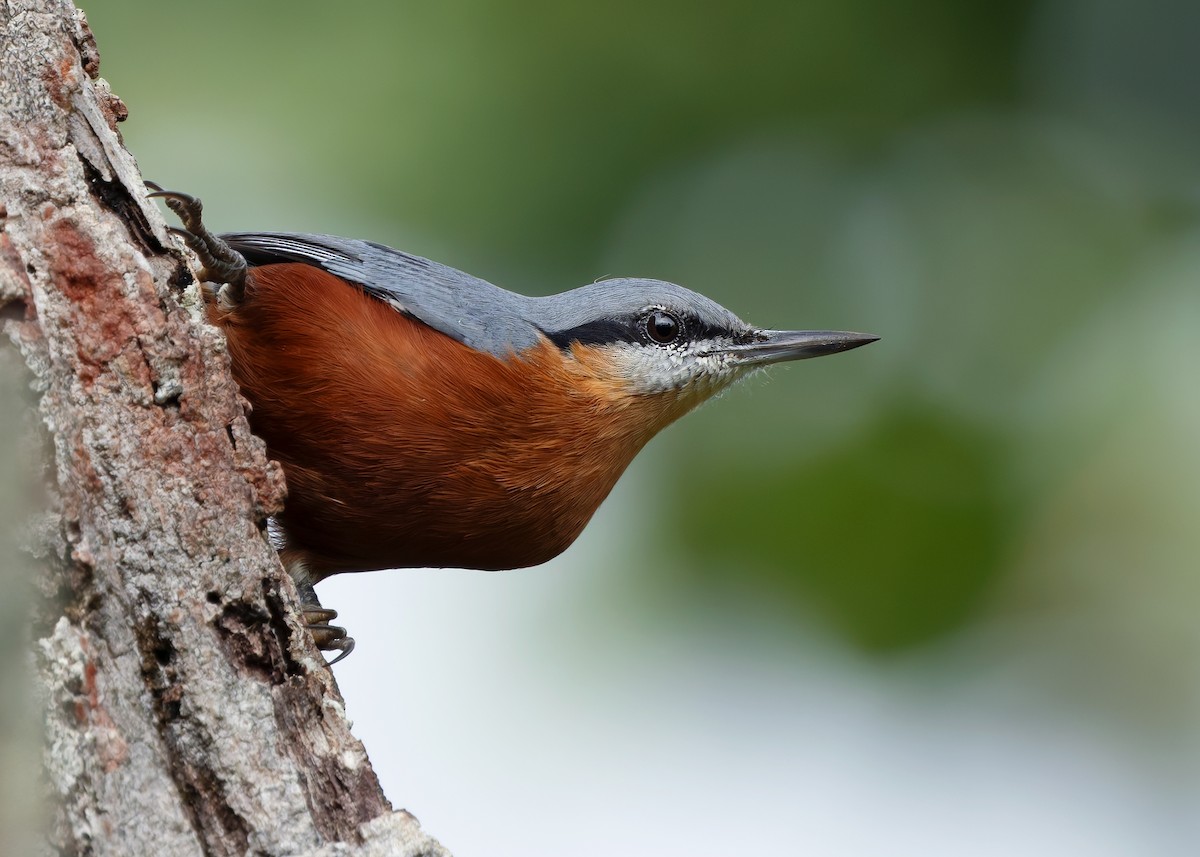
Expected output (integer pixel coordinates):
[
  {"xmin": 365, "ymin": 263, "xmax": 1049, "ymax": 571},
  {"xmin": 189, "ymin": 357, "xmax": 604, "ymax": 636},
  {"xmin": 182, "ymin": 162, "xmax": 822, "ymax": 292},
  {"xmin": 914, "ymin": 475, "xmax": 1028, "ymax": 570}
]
[{"xmin": 535, "ymin": 278, "xmax": 876, "ymax": 418}]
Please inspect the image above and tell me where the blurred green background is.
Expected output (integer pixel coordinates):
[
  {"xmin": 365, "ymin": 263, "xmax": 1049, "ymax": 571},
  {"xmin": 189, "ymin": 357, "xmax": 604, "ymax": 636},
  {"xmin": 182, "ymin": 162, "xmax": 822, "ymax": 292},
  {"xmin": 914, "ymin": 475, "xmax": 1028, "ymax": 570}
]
[{"xmin": 81, "ymin": 1, "xmax": 1200, "ymax": 853}]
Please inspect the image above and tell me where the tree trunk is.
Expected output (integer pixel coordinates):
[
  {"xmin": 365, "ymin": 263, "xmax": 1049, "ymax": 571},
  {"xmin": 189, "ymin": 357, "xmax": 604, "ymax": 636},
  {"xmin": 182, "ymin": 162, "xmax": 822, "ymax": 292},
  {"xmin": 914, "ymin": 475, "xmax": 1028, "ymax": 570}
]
[{"xmin": 0, "ymin": 1, "xmax": 448, "ymax": 853}]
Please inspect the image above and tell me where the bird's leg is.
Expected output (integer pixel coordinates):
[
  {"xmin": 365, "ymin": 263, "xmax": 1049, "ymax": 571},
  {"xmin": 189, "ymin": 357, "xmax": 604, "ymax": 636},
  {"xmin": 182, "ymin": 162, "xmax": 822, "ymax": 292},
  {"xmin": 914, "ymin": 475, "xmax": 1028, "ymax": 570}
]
[
  {"xmin": 146, "ymin": 181, "xmax": 247, "ymax": 303},
  {"xmin": 293, "ymin": 577, "xmax": 355, "ymax": 665}
]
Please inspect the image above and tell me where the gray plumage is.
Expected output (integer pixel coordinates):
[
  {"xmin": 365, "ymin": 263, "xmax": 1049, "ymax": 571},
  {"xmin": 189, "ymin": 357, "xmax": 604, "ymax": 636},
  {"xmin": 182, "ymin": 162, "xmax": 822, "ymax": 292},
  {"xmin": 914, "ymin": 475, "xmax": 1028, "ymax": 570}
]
[{"xmin": 222, "ymin": 232, "xmax": 749, "ymax": 356}]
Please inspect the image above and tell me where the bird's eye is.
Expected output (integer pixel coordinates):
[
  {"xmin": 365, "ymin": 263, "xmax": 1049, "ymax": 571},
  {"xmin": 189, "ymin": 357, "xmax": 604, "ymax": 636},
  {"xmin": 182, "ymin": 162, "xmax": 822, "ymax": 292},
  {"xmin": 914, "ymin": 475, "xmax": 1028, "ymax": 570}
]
[{"xmin": 644, "ymin": 309, "xmax": 682, "ymax": 345}]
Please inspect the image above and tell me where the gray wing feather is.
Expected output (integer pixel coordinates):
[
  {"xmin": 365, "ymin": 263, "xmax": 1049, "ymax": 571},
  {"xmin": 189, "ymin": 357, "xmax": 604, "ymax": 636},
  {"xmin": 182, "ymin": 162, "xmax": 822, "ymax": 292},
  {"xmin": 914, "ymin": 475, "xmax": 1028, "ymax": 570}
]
[{"xmin": 221, "ymin": 232, "xmax": 543, "ymax": 355}]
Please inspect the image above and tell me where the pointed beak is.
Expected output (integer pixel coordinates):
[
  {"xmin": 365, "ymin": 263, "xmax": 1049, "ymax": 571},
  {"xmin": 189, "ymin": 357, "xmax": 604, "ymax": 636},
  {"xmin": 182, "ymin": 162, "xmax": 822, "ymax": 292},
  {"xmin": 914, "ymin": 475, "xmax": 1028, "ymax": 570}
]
[{"xmin": 719, "ymin": 330, "xmax": 879, "ymax": 367}]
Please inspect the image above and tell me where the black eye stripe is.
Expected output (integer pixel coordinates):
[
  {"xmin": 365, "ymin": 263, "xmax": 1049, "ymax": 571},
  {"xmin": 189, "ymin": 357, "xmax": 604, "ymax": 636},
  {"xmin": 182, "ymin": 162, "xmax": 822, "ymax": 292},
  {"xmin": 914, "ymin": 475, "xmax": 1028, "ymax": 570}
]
[
  {"xmin": 543, "ymin": 311, "xmax": 738, "ymax": 351},
  {"xmin": 542, "ymin": 318, "xmax": 638, "ymax": 349}
]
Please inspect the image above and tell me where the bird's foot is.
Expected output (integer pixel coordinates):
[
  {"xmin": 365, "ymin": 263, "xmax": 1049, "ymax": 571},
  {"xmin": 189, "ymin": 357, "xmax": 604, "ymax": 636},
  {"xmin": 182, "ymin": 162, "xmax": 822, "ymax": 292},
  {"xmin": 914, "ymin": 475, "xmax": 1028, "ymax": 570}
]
[
  {"xmin": 146, "ymin": 181, "xmax": 247, "ymax": 301},
  {"xmin": 303, "ymin": 606, "xmax": 355, "ymax": 664},
  {"xmin": 294, "ymin": 579, "xmax": 355, "ymax": 664}
]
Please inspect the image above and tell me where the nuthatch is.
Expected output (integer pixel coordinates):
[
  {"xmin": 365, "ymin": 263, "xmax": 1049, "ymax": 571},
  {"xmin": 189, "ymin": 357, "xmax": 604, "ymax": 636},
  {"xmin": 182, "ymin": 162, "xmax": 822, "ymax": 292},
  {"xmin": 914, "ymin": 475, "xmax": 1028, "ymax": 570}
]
[{"xmin": 148, "ymin": 184, "xmax": 877, "ymax": 660}]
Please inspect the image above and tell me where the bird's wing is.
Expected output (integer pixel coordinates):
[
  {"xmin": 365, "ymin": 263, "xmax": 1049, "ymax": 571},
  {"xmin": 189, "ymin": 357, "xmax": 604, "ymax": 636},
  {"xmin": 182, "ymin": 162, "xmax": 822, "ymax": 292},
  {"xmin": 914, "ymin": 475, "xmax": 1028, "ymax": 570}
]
[{"xmin": 220, "ymin": 232, "xmax": 541, "ymax": 355}]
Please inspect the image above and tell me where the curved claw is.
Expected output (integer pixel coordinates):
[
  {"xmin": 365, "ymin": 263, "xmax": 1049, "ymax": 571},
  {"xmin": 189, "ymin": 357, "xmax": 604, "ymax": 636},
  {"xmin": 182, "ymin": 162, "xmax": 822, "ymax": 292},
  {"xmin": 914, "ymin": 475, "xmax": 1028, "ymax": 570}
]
[
  {"xmin": 146, "ymin": 183, "xmax": 201, "ymax": 218},
  {"xmin": 148, "ymin": 189, "xmax": 203, "ymax": 228},
  {"xmin": 323, "ymin": 635, "xmax": 356, "ymax": 665},
  {"xmin": 146, "ymin": 188, "xmax": 198, "ymax": 206},
  {"xmin": 302, "ymin": 606, "xmax": 356, "ymax": 665}
]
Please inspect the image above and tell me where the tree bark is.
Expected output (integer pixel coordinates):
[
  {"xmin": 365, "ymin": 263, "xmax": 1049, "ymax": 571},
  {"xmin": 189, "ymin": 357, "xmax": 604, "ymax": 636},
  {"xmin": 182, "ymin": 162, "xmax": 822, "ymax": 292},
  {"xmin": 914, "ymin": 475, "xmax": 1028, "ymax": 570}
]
[{"xmin": 0, "ymin": 1, "xmax": 449, "ymax": 854}]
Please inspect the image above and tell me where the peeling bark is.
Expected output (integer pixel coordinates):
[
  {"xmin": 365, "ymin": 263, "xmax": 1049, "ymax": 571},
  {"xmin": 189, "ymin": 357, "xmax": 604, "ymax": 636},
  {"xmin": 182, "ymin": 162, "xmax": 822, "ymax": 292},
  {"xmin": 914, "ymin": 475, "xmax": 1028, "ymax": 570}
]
[{"xmin": 0, "ymin": 1, "xmax": 448, "ymax": 854}]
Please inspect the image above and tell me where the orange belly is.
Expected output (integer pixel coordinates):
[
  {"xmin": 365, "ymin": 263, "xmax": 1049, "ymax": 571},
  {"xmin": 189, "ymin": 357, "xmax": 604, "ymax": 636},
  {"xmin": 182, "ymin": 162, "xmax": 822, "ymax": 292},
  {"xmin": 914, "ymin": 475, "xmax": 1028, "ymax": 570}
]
[{"xmin": 207, "ymin": 263, "xmax": 669, "ymax": 579}]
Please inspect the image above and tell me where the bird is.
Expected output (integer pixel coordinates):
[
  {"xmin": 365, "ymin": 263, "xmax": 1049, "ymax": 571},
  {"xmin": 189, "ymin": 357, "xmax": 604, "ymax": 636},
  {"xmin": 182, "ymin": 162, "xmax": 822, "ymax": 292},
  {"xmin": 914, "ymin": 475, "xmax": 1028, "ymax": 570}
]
[{"xmin": 147, "ymin": 183, "xmax": 877, "ymax": 661}]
